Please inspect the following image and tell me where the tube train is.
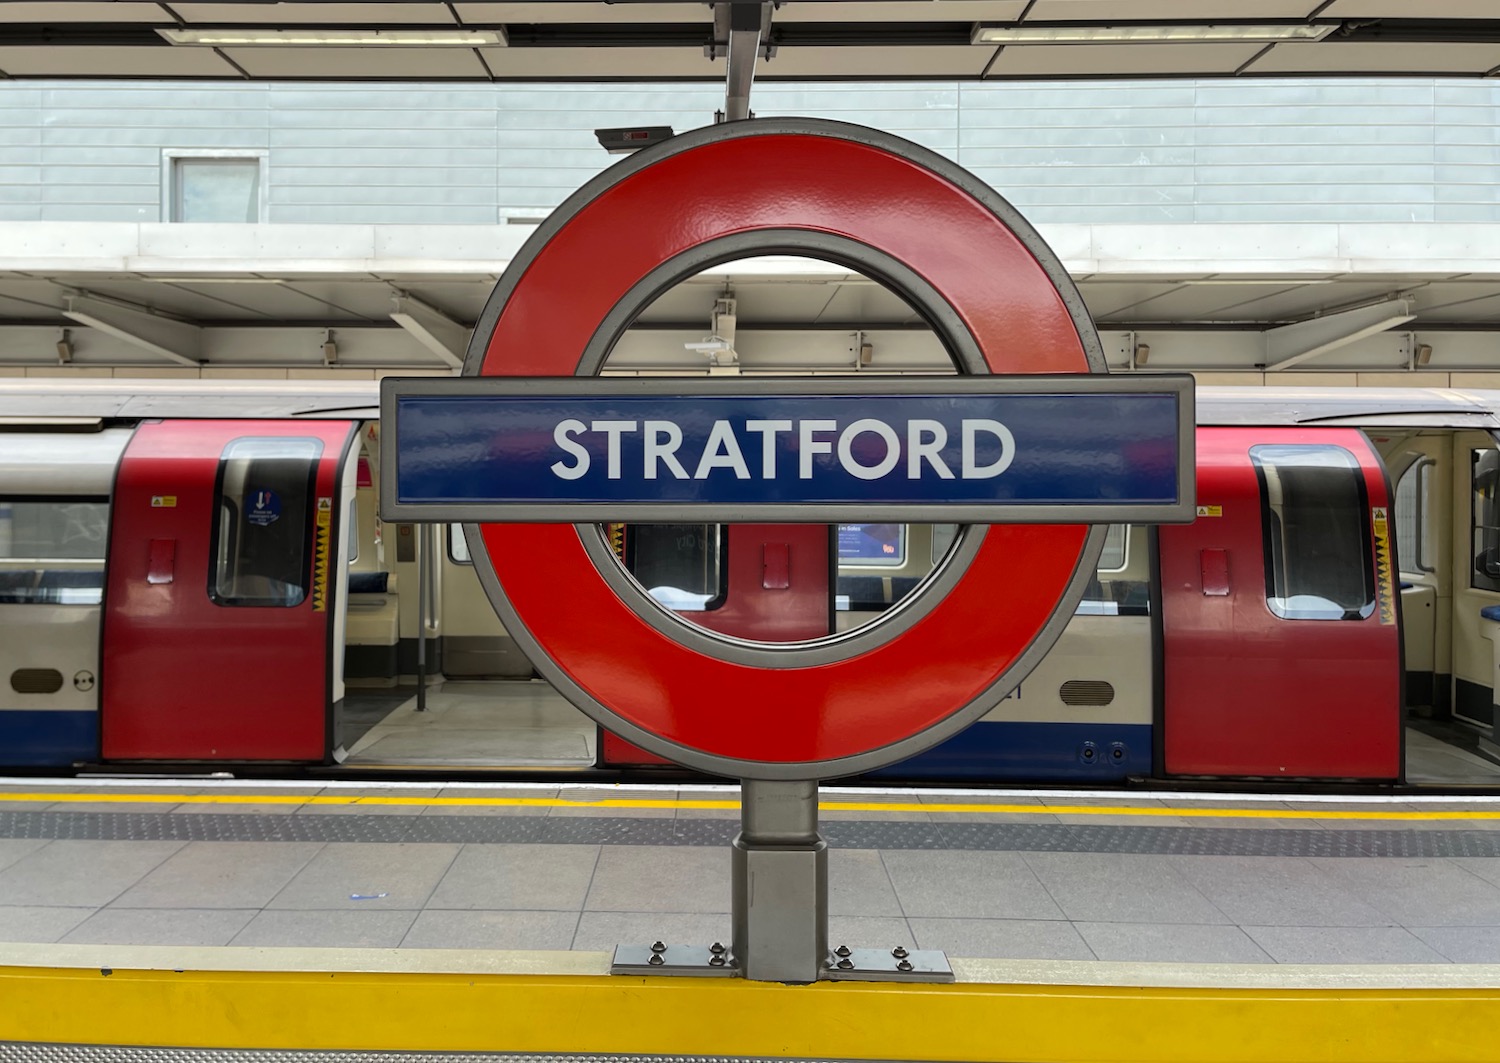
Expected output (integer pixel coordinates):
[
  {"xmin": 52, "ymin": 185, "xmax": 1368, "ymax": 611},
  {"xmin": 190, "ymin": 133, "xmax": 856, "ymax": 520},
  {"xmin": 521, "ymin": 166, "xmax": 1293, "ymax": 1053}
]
[{"xmin": 2, "ymin": 377, "xmax": 1498, "ymax": 788}]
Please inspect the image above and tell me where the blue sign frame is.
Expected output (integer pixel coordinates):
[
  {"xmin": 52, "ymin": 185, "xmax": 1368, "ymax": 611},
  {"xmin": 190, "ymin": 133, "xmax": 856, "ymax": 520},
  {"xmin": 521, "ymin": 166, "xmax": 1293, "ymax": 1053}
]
[{"xmin": 381, "ymin": 375, "xmax": 1195, "ymax": 525}]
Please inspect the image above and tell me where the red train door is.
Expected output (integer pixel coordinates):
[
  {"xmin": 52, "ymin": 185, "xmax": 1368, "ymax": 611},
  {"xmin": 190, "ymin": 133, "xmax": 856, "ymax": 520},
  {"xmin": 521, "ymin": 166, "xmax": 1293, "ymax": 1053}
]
[
  {"xmin": 1160, "ymin": 427, "xmax": 1401, "ymax": 779},
  {"xmin": 600, "ymin": 523, "xmax": 834, "ymax": 767},
  {"xmin": 102, "ymin": 419, "xmax": 356, "ymax": 761}
]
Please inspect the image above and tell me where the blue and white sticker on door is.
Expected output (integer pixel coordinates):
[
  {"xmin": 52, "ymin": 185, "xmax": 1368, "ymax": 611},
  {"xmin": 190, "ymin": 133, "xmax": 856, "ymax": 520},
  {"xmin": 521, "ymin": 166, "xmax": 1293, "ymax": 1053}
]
[{"xmin": 246, "ymin": 489, "xmax": 282, "ymax": 527}]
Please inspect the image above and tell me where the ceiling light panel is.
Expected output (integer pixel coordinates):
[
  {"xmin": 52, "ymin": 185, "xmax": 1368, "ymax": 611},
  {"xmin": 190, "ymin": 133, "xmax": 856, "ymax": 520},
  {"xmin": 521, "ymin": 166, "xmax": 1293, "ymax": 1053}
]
[
  {"xmin": 168, "ymin": 3, "xmax": 456, "ymax": 24},
  {"xmin": 972, "ymin": 23, "xmax": 1334, "ymax": 44},
  {"xmin": 160, "ymin": 28, "xmax": 504, "ymax": 47}
]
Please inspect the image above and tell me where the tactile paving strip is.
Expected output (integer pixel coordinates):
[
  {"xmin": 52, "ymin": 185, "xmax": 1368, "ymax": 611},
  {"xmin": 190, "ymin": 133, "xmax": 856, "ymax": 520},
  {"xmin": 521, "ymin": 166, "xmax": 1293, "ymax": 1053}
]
[
  {"xmin": 0, "ymin": 811, "xmax": 1497, "ymax": 857},
  {"xmin": 0, "ymin": 1047, "xmax": 843, "ymax": 1063}
]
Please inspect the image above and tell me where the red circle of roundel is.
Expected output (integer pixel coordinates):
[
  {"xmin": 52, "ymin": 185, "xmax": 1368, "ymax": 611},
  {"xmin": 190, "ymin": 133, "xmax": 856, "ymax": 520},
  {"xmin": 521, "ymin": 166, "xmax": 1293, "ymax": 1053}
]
[{"xmin": 476, "ymin": 126, "xmax": 1092, "ymax": 773}]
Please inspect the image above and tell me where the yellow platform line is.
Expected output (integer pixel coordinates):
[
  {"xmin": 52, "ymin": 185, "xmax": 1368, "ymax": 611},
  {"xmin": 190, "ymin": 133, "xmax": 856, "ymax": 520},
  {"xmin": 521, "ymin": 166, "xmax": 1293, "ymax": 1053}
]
[
  {"xmin": 3, "ymin": 961, "xmax": 1500, "ymax": 1063},
  {"xmin": 7, "ymin": 790, "xmax": 1500, "ymax": 820}
]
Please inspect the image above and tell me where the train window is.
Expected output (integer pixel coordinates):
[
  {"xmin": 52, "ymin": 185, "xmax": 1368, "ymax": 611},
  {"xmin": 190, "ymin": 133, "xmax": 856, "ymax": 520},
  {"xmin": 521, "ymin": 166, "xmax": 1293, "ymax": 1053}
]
[
  {"xmin": 0, "ymin": 498, "xmax": 108, "ymax": 605},
  {"xmin": 1251, "ymin": 444, "xmax": 1376, "ymax": 621},
  {"xmin": 623, "ymin": 524, "xmax": 725, "ymax": 611},
  {"xmin": 448, "ymin": 524, "xmax": 471, "ymax": 565},
  {"xmin": 837, "ymin": 524, "xmax": 905, "ymax": 567},
  {"xmin": 1396, "ymin": 457, "xmax": 1436, "ymax": 575},
  {"xmin": 209, "ymin": 437, "xmax": 322, "ymax": 608},
  {"xmin": 1099, "ymin": 525, "xmax": 1128, "ymax": 571},
  {"xmin": 164, "ymin": 151, "xmax": 266, "ymax": 223},
  {"xmin": 1471, "ymin": 449, "xmax": 1500, "ymax": 593}
]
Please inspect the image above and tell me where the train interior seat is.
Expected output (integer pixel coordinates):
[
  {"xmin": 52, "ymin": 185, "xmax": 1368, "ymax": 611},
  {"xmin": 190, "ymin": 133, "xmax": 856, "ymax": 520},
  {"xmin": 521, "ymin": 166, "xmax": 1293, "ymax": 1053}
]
[{"xmin": 345, "ymin": 570, "xmax": 399, "ymax": 687}]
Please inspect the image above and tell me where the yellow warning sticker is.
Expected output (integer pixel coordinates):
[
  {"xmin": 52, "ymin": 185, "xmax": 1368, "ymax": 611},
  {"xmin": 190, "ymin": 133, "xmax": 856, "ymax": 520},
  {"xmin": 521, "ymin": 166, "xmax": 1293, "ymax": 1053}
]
[
  {"xmin": 1372, "ymin": 505, "xmax": 1396, "ymax": 625},
  {"xmin": 1195, "ymin": 505, "xmax": 1222, "ymax": 518},
  {"xmin": 312, "ymin": 496, "xmax": 332, "ymax": 613},
  {"xmin": 150, "ymin": 495, "xmax": 177, "ymax": 508}
]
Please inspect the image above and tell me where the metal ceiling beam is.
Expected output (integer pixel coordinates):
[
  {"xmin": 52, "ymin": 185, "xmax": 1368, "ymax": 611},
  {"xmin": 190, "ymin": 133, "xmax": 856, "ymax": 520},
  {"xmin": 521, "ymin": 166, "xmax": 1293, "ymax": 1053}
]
[
  {"xmin": 61, "ymin": 291, "xmax": 200, "ymax": 367},
  {"xmin": 389, "ymin": 291, "xmax": 467, "ymax": 370},
  {"xmin": 1263, "ymin": 299, "xmax": 1416, "ymax": 372},
  {"xmin": 721, "ymin": 2, "xmax": 771, "ymax": 122}
]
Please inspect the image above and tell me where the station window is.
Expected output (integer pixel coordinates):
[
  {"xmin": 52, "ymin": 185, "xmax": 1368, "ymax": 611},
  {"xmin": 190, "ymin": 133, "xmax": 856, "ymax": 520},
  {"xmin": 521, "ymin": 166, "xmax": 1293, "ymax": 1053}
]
[
  {"xmin": 1395, "ymin": 457, "xmax": 1436, "ymax": 575},
  {"xmin": 0, "ymin": 498, "xmax": 108, "ymax": 605},
  {"xmin": 1471, "ymin": 449, "xmax": 1500, "ymax": 593},
  {"xmin": 1252, "ymin": 444, "xmax": 1375, "ymax": 621},
  {"xmin": 163, "ymin": 151, "xmax": 266, "ymax": 223},
  {"xmin": 623, "ymin": 524, "xmax": 725, "ymax": 611},
  {"xmin": 210, "ymin": 438, "xmax": 321, "ymax": 607}
]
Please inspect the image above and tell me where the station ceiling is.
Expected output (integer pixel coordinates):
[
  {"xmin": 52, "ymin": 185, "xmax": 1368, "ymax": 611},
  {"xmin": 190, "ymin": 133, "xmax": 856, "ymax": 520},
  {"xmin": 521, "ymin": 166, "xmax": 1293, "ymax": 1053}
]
[{"xmin": 1, "ymin": 1, "xmax": 1499, "ymax": 83}]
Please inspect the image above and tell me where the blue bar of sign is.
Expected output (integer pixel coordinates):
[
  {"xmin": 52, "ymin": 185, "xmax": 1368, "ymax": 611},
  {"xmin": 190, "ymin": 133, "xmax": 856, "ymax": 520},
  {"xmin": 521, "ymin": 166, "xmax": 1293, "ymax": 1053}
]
[{"xmin": 393, "ymin": 392, "xmax": 1181, "ymax": 512}]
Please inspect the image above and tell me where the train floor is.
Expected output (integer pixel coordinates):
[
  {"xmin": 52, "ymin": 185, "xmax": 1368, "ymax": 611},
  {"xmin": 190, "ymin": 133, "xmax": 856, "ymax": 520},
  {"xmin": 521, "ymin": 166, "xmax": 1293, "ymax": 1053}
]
[
  {"xmin": 1, "ymin": 780, "xmax": 1500, "ymax": 964},
  {"xmin": 339, "ymin": 678, "xmax": 1500, "ymax": 787}
]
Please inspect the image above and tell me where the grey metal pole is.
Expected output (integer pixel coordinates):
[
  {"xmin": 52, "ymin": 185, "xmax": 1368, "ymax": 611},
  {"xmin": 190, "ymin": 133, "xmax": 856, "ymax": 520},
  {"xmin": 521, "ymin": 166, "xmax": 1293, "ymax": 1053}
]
[
  {"xmin": 731, "ymin": 778, "xmax": 827, "ymax": 983},
  {"xmin": 416, "ymin": 523, "xmax": 429, "ymax": 712}
]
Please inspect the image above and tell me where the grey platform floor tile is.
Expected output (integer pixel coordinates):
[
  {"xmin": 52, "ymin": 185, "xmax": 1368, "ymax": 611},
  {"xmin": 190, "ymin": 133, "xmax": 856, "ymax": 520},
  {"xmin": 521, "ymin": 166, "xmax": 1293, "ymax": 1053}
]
[
  {"xmin": 60, "ymin": 907, "xmax": 256, "ymax": 946},
  {"xmin": 267, "ymin": 842, "xmax": 458, "ymax": 910},
  {"xmin": 231, "ymin": 908, "xmax": 418, "ymax": 948},
  {"xmin": 585, "ymin": 845, "xmax": 729, "ymax": 914},
  {"xmin": 169, "ymin": 802, "xmax": 306, "ymax": 816},
  {"xmin": 572, "ymin": 910, "xmax": 731, "ymax": 952},
  {"xmin": 426, "ymin": 844, "xmax": 599, "ymax": 911},
  {"xmin": 0, "ymin": 905, "xmax": 93, "ymax": 943},
  {"xmin": 0, "ymin": 840, "xmax": 184, "ymax": 907},
  {"xmin": 1074, "ymin": 922, "xmax": 1275, "ymax": 964},
  {"xmin": 401, "ymin": 909, "xmax": 579, "ymax": 951},
  {"xmin": 110, "ymin": 841, "xmax": 324, "ymax": 909},
  {"xmin": 827, "ymin": 915, "xmax": 916, "ymax": 951},
  {"xmin": 882, "ymin": 850, "xmax": 1062, "ymax": 920},
  {"xmin": 1244, "ymin": 925, "xmax": 1451, "ymax": 964},
  {"xmin": 0, "ymin": 838, "xmax": 49, "ymax": 874},
  {"xmin": 1448, "ymin": 857, "xmax": 1500, "ymax": 889},
  {"xmin": 1167, "ymin": 855, "xmax": 1396, "ymax": 927},
  {"xmin": 1409, "ymin": 925, "xmax": 1500, "ymax": 962},
  {"xmin": 828, "ymin": 849, "xmax": 902, "ymax": 918},
  {"xmin": 1022, "ymin": 851, "xmax": 1229, "ymax": 925},
  {"xmin": 908, "ymin": 917, "xmax": 1094, "ymax": 961},
  {"xmin": 1309, "ymin": 856, "xmax": 1500, "ymax": 927}
]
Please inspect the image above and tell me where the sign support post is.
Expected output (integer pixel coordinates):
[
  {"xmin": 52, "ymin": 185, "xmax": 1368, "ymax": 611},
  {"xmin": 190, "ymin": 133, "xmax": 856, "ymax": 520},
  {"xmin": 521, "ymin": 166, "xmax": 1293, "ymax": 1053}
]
[{"xmin": 732, "ymin": 779, "xmax": 827, "ymax": 984}]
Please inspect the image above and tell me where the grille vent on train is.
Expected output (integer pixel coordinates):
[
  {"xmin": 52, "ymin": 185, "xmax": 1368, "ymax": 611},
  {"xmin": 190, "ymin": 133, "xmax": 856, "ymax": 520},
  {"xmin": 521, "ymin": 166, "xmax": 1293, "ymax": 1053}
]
[
  {"xmin": 1059, "ymin": 680, "xmax": 1115, "ymax": 707},
  {"xmin": 11, "ymin": 668, "xmax": 63, "ymax": 694}
]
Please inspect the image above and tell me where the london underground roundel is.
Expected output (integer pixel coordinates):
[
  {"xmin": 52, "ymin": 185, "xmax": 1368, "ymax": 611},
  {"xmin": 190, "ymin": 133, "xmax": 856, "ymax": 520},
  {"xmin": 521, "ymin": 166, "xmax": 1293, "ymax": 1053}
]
[{"xmin": 381, "ymin": 119, "xmax": 1193, "ymax": 781}]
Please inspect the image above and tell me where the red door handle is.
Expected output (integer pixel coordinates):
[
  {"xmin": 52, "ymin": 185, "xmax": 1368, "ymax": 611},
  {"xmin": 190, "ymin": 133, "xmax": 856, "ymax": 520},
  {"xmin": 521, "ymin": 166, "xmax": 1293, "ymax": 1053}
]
[
  {"xmin": 147, "ymin": 538, "xmax": 176, "ymax": 585},
  {"xmin": 1200, "ymin": 548, "xmax": 1229, "ymax": 596},
  {"xmin": 762, "ymin": 543, "xmax": 790, "ymax": 589}
]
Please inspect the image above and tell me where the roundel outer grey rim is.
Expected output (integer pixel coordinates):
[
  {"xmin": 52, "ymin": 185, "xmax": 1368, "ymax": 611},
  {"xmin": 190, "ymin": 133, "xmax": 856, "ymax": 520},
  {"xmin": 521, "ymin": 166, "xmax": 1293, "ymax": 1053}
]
[{"xmin": 459, "ymin": 116, "xmax": 1109, "ymax": 780}]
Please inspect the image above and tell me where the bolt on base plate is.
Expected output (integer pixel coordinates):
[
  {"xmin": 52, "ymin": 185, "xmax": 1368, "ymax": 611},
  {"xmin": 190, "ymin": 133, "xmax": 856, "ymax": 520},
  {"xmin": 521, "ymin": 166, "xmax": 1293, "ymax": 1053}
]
[
  {"xmin": 611, "ymin": 942, "xmax": 953, "ymax": 983},
  {"xmin": 823, "ymin": 945, "xmax": 954, "ymax": 983},
  {"xmin": 611, "ymin": 942, "xmax": 738, "ymax": 977}
]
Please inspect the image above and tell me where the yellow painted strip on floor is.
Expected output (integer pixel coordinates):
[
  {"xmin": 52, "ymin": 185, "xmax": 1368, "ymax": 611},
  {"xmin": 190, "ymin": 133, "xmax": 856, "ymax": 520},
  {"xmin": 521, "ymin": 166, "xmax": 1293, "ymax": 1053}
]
[
  {"xmin": 9, "ymin": 790, "xmax": 1500, "ymax": 820},
  {"xmin": 2, "ymin": 964, "xmax": 1500, "ymax": 1063}
]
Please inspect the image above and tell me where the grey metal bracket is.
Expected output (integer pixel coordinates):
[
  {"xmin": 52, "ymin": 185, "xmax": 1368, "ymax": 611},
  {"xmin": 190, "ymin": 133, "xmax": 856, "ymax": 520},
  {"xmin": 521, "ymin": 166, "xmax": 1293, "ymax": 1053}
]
[
  {"xmin": 821, "ymin": 946, "xmax": 955, "ymax": 983},
  {"xmin": 611, "ymin": 941, "xmax": 739, "ymax": 977}
]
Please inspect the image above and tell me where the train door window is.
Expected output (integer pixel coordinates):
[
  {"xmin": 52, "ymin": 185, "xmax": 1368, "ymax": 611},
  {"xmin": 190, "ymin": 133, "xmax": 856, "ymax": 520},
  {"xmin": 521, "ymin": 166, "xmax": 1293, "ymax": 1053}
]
[
  {"xmin": 624, "ymin": 524, "xmax": 725, "ymax": 611},
  {"xmin": 1471, "ymin": 448, "xmax": 1500, "ymax": 592},
  {"xmin": 1251, "ymin": 444, "xmax": 1376, "ymax": 621},
  {"xmin": 0, "ymin": 498, "xmax": 108, "ymax": 604},
  {"xmin": 1396, "ymin": 456, "xmax": 1436, "ymax": 575},
  {"xmin": 209, "ymin": 438, "xmax": 322, "ymax": 607},
  {"xmin": 448, "ymin": 524, "xmax": 471, "ymax": 565}
]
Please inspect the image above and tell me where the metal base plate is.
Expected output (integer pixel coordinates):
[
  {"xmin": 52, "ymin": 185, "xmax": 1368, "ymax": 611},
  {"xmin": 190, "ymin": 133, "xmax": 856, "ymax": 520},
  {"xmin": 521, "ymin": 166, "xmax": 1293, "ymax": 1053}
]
[
  {"xmin": 611, "ymin": 943, "xmax": 738, "ymax": 977},
  {"xmin": 822, "ymin": 948, "xmax": 955, "ymax": 983}
]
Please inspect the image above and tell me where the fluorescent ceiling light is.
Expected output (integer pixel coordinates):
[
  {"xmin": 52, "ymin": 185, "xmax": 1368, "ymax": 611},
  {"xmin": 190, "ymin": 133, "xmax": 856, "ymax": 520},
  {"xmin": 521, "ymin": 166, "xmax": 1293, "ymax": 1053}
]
[
  {"xmin": 159, "ymin": 28, "xmax": 505, "ymax": 47},
  {"xmin": 971, "ymin": 23, "xmax": 1334, "ymax": 45}
]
